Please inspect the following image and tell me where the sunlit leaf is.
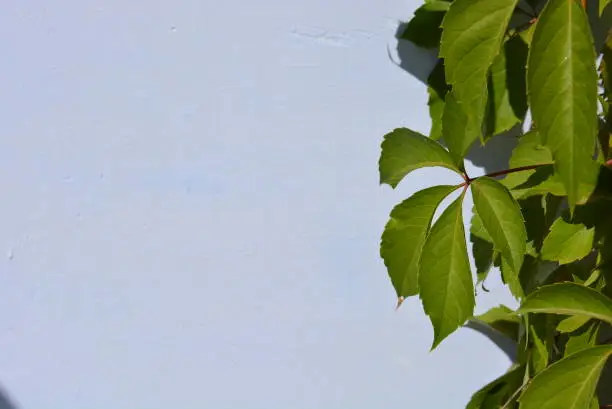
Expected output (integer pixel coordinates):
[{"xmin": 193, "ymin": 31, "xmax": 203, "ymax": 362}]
[
  {"xmin": 381, "ymin": 185, "xmax": 457, "ymax": 298},
  {"xmin": 557, "ymin": 315, "xmax": 590, "ymax": 333},
  {"xmin": 485, "ymin": 36, "xmax": 528, "ymax": 138},
  {"xmin": 519, "ymin": 345, "xmax": 612, "ymax": 409},
  {"xmin": 601, "ymin": 0, "xmax": 612, "ymax": 16},
  {"xmin": 518, "ymin": 282, "xmax": 612, "ymax": 325},
  {"xmin": 419, "ymin": 192, "xmax": 474, "ymax": 348},
  {"xmin": 527, "ymin": 0, "xmax": 599, "ymax": 208},
  {"xmin": 379, "ymin": 128, "xmax": 461, "ymax": 188},
  {"xmin": 440, "ymin": 0, "xmax": 518, "ymax": 123},
  {"xmin": 442, "ymin": 92, "xmax": 482, "ymax": 164},
  {"xmin": 471, "ymin": 177, "xmax": 526, "ymax": 276},
  {"xmin": 541, "ymin": 218, "xmax": 595, "ymax": 265}
]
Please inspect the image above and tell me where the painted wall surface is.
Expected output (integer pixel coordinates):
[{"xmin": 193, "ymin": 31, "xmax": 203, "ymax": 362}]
[{"xmin": 0, "ymin": 1, "xmax": 517, "ymax": 408}]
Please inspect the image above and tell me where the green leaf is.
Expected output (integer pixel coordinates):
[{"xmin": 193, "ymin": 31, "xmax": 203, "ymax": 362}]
[
  {"xmin": 474, "ymin": 305, "xmax": 520, "ymax": 342},
  {"xmin": 519, "ymin": 345, "xmax": 612, "ymax": 409},
  {"xmin": 423, "ymin": 0, "xmax": 452, "ymax": 11},
  {"xmin": 501, "ymin": 257, "xmax": 525, "ymax": 299},
  {"xmin": 601, "ymin": 0, "xmax": 612, "ymax": 16},
  {"xmin": 528, "ymin": 315, "xmax": 550, "ymax": 374},
  {"xmin": 527, "ymin": 0, "xmax": 599, "ymax": 208},
  {"xmin": 400, "ymin": 6, "xmax": 445, "ymax": 49},
  {"xmin": 440, "ymin": 0, "xmax": 518, "ymax": 120},
  {"xmin": 419, "ymin": 192, "xmax": 474, "ymax": 349},
  {"xmin": 485, "ymin": 35, "xmax": 528, "ymax": 138},
  {"xmin": 466, "ymin": 365, "xmax": 524, "ymax": 409},
  {"xmin": 470, "ymin": 210, "xmax": 496, "ymax": 284},
  {"xmin": 379, "ymin": 128, "xmax": 461, "ymax": 188},
  {"xmin": 557, "ymin": 315, "xmax": 590, "ymax": 333},
  {"xmin": 518, "ymin": 282, "xmax": 612, "ymax": 325},
  {"xmin": 541, "ymin": 219, "xmax": 595, "ymax": 265},
  {"xmin": 427, "ymin": 61, "xmax": 449, "ymax": 141},
  {"xmin": 471, "ymin": 177, "xmax": 526, "ymax": 275},
  {"xmin": 442, "ymin": 92, "xmax": 481, "ymax": 164},
  {"xmin": 502, "ymin": 131, "xmax": 553, "ymax": 190},
  {"xmin": 565, "ymin": 322, "xmax": 600, "ymax": 356},
  {"xmin": 380, "ymin": 185, "xmax": 458, "ymax": 298}
]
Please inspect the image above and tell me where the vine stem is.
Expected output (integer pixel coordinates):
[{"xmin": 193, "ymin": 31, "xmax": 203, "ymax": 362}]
[{"xmin": 458, "ymin": 164, "xmax": 545, "ymax": 188}]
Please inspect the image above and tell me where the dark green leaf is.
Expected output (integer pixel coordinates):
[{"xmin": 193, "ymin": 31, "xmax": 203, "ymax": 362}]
[
  {"xmin": 518, "ymin": 282, "xmax": 612, "ymax": 325},
  {"xmin": 541, "ymin": 218, "xmax": 595, "ymax": 265},
  {"xmin": 381, "ymin": 185, "xmax": 458, "ymax": 298},
  {"xmin": 519, "ymin": 345, "xmax": 612, "ymax": 409},
  {"xmin": 427, "ymin": 60, "xmax": 449, "ymax": 141},
  {"xmin": 400, "ymin": 6, "xmax": 445, "ymax": 49},
  {"xmin": 527, "ymin": 0, "xmax": 599, "ymax": 208},
  {"xmin": 471, "ymin": 177, "xmax": 526, "ymax": 275},
  {"xmin": 470, "ymin": 210, "xmax": 496, "ymax": 284},
  {"xmin": 379, "ymin": 128, "xmax": 461, "ymax": 188},
  {"xmin": 466, "ymin": 365, "xmax": 524, "ymax": 409},
  {"xmin": 419, "ymin": 192, "xmax": 474, "ymax": 348}
]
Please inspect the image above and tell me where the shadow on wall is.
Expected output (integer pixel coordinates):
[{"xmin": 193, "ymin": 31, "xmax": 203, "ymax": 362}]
[{"xmin": 0, "ymin": 386, "xmax": 18, "ymax": 409}]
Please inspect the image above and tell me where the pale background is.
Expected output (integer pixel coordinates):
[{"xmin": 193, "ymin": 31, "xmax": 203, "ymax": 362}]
[{"xmin": 0, "ymin": 0, "xmax": 516, "ymax": 407}]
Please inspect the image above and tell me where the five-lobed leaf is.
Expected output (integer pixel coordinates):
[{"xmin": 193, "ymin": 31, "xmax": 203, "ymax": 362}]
[
  {"xmin": 379, "ymin": 128, "xmax": 461, "ymax": 188},
  {"xmin": 519, "ymin": 345, "xmax": 612, "ymax": 409},
  {"xmin": 471, "ymin": 177, "xmax": 526, "ymax": 278},
  {"xmin": 518, "ymin": 282, "xmax": 612, "ymax": 326},
  {"xmin": 541, "ymin": 218, "xmax": 595, "ymax": 265},
  {"xmin": 380, "ymin": 185, "xmax": 457, "ymax": 299},
  {"xmin": 419, "ymin": 192, "xmax": 474, "ymax": 349},
  {"xmin": 527, "ymin": 0, "xmax": 599, "ymax": 208}
]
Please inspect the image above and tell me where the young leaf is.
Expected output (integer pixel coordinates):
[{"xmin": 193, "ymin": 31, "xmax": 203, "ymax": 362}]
[
  {"xmin": 527, "ymin": 0, "xmax": 599, "ymax": 207},
  {"xmin": 518, "ymin": 345, "xmax": 612, "ymax": 409},
  {"xmin": 541, "ymin": 218, "xmax": 595, "ymax": 265},
  {"xmin": 471, "ymin": 177, "xmax": 526, "ymax": 275},
  {"xmin": 518, "ymin": 282, "xmax": 612, "ymax": 325},
  {"xmin": 381, "ymin": 185, "xmax": 458, "ymax": 298},
  {"xmin": 440, "ymin": 0, "xmax": 518, "ymax": 118},
  {"xmin": 379, "ymin": 128, "xmax": 461, "ymax": 187},
  {"xmin": 419, "ymin": 192, "xmax": 474, "ymax": 349},
  {"xmin": 485, "ymin": 36, "xmax": 528, "ymax": 138}
]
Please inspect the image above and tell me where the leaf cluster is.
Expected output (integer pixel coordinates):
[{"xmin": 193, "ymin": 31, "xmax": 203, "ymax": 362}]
[{"xmin": 379, "ymin": 0, "xmax": 612, "ymax": 406}]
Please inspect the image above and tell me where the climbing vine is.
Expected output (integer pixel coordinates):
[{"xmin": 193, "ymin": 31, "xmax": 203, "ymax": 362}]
[{"xmin": 378, "ymin": 0, "xmax": 612, "ymax": 407}]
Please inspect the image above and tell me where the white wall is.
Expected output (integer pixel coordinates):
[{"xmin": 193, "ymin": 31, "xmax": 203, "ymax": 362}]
[{"xmin": 0, "ymin": 1, "xmax": 516, "ymax": 407}]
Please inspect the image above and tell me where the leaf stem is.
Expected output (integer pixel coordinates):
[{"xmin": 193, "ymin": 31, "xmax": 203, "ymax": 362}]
[{"xmin": 478, "ymin": 164, "xmax": 545, "ymax": 180}]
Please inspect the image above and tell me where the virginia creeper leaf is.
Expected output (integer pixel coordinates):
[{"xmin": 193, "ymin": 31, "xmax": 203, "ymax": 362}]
[
  {"xmin": 427, "ymin": 60, "xmax": 449, "ymax": 141},
  {"xmin": 502, "ymin": 131, "xmax": 553, "ymax": 190},
  {"xmin": 471, "ymin": 177, "xmax": 526, "ymax": 275},
  {"xmin": 527, "ymin": 0, "xmax": 599, "ymax": 208},
  {"xmin": 473, "ymin": 305, "xmax": 520, "ymax": 342},
  {"xmin": 541, "ymin": 218, "xmax": 595, "ymax": 265},
  {"xmin": 466, "ymin": 365, "xmax": 524, "ymax": 409},
  {"xmin": 440, "ymin": 0, "xmax": 518, "ymax": 120},
  {"xmin": 485, "ymin": 35, "xmax": 528, "ymax": 138},
  {"xmin": 442, "ymin": 92, "xmax": 481, "ymax": 164},
  {"xmin": 557, "ymin": 315, "xmax": 590, "ymax": 333},
  {"xmin": 601, "ymin": 0, "xmax": 612, "ymax": 16},
  {"xmin": 379, "ymin": 128, "xmax": 461, "ymax": 187},
  {"xmin": 519, "ymin": 345, "xmax": 612, "ymax": 409},
  {"xmin": 518, "ymin": 282, "xmax": 612, "ymax": 325},
  {"xmin": 401, "ymin": 5, "xmax": 445, "ymax": 49},
  {"xmin": 381, "ymin": 185, "xmax": 457, "ymax": 298},
  {"xmin": 470, "ymin": 210, "xmax": 496, "ymax": 284},
  {"xmin": 419, "ymin": 193, "xmax": 474, "ymax": 349},
  {"xmin": 565, "ymin": 322, "xmax": 600, "ymax": 356}
]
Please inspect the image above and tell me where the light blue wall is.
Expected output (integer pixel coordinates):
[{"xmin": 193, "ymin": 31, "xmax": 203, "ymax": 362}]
[{"xmin": 0, "ymin": 1, "xmax": 516, "ymax": 407}]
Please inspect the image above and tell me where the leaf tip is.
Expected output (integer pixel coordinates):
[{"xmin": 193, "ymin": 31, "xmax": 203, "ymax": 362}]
[{"xmin": 395, "ymin": 296, "xmax": 405, "ymax": 310}]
